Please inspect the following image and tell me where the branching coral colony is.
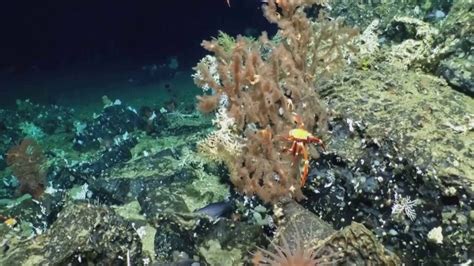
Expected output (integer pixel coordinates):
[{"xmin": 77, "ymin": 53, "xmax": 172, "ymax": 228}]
[
  {"xmin": 194, "ymin": 0, "xmax": 357, "ymax": 203},
  {"xmin": 7, "ymin": 138, "xmax": 46, "ymax": 199}
]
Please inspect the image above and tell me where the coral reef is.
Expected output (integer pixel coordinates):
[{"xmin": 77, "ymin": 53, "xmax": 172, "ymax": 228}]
[
  {"xmin": 195, "ymin": 0, "xmax": 357, "ymax": 202},
  {"xmin": 1, "ymin": 0, "xmax": 471, "ymax": 265}
]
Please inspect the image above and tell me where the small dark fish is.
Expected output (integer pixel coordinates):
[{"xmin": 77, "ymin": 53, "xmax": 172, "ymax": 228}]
[{"xmin": 195, "ymin": 200, "xmax": 233, "ymax": 219}]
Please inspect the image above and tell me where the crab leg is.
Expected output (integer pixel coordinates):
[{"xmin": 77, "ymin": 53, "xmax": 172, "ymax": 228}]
[{"xmin": 300, "ymin": 144, "xmax": 310, "ymax": 187}]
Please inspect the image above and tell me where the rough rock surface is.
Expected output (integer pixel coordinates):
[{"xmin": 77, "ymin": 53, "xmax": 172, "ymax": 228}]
[
  {"xmin": 324, "ymin": 64, "xmax": 473, "ymax": 183},
  {"xmin": 0, "ymin": 203, "xmax": 143, "ymax": 265},
  {"xmin": 274, "ymin": 199, "xmax": 400, "ymax": 265}
]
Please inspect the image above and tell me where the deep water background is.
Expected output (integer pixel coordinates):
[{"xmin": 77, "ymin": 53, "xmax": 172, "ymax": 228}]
[{"xmin": 0, "ymin": 0, "xmax": 275, "ymax": 109}]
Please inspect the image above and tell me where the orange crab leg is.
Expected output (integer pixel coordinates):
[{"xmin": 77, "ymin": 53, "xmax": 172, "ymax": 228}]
[
  {"xmin": 282, "ymin": 138, "xmax": 295, "ymax": 153},
  {"xmin": 282, "ymin": 140, "xmax": 298, "ymax": 165},
  {"xmin": 290, "ymin": 141, "xmax": 298, "ymax": 156},
  {"xmin": 300, "ymin": 144, "xmax": 310, "ymax": 187},
  {"xmin": 307, "ymin": 136, "xmax": 326, "ymax": 151}
]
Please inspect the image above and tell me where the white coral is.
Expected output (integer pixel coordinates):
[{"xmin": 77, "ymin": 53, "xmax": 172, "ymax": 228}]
[
  {"xmin": 198, "ymin": 106, "xmax": 243, "ymax": 162},
  {"xmin": 391, "ymin": 192, "xmax": 418, "ymax": 221},
  {"xmin": 358, "ymin": 19, "xmax": 380, "ymax": 56},
  {"xmin": 192, "ymin": 55, "xmax": 220, "ymax": 92}
]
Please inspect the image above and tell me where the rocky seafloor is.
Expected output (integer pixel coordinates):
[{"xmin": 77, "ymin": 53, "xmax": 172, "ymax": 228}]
[{"xmin": 0, "ymin": 0, "xmax": 472, "ymax": 265}]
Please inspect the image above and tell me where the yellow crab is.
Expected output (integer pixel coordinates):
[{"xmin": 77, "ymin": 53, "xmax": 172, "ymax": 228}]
[{"xmin": 282, "ymin": 114, "xmax": 325, "ymax": 187}]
